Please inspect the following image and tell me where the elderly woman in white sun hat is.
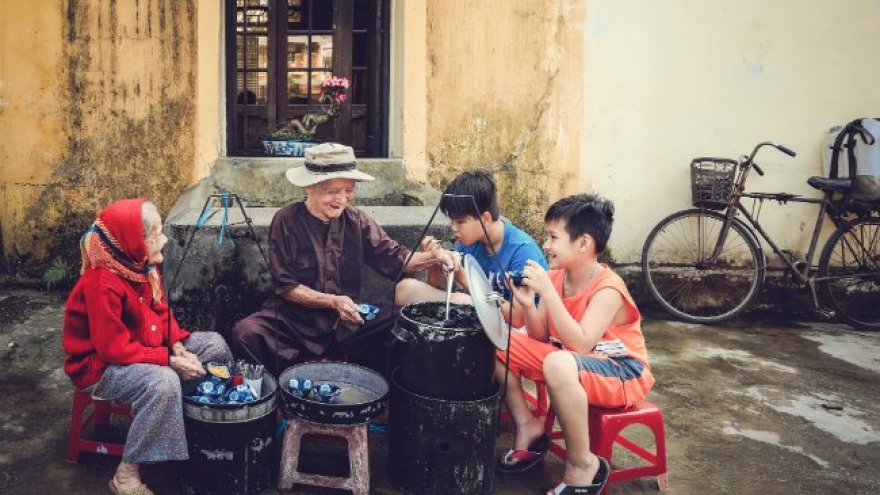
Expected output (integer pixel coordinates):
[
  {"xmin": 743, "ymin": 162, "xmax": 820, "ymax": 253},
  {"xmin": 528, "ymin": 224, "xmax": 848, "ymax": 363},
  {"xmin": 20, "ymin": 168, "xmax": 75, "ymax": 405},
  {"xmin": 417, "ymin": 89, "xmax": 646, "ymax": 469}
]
[{"xmin": 230, "ymin": 143, "xmax": 458, "ymax": 376}]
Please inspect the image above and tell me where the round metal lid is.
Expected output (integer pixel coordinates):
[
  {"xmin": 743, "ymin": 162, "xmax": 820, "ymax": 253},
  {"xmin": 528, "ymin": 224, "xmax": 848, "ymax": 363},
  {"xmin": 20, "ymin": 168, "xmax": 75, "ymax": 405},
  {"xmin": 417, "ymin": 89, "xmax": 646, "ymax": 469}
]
[{"xmin": 463, "ymin": 254, "xmax": 510, "ymax": 350}]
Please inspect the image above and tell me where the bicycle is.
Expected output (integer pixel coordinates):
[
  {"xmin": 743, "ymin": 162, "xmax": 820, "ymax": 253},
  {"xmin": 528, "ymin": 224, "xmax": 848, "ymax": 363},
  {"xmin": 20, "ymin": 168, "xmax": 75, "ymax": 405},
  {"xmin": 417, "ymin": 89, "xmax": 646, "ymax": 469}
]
[{"xmin": 641, "ymin": 141, "xmax": 880, "ymax": 330}]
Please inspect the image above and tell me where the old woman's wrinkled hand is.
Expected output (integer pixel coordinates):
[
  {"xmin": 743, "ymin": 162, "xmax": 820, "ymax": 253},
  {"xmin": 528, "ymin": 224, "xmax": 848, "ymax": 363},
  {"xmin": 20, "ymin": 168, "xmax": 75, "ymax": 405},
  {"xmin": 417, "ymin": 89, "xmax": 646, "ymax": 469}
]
[{"xmin": 170, "ymin": 354, "xmax": 206, "ymax": 381}]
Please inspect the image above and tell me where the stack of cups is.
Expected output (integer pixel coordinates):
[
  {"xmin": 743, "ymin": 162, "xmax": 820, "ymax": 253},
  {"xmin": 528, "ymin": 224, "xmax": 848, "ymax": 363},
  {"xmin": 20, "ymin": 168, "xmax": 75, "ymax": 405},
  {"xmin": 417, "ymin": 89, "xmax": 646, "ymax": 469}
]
[{"xmin": 237, "ymin": 360, "xmax": 264, "ymax": 399}]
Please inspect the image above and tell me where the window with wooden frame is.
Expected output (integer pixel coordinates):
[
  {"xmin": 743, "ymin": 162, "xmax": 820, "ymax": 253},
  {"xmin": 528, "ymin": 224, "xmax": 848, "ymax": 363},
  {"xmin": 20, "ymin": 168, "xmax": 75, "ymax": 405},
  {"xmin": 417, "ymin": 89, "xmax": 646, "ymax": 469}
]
[{"xmin": 226, "ymin": 0, "xmax": 389, "ymax": 157}]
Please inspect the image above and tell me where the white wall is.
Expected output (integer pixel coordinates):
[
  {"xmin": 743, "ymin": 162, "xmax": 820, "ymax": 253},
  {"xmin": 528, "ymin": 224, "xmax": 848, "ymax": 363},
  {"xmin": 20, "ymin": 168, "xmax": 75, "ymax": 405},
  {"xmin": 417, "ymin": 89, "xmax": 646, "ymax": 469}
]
[{"xmin": 583, "ymin": 0, "xmax": 880, "ymax": 262}]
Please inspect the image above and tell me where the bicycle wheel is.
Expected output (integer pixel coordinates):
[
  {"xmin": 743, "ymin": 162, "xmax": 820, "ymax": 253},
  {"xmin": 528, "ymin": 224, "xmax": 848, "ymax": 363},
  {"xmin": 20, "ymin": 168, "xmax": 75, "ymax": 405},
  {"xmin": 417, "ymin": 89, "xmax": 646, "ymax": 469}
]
[
  {"xmin": 642, "ymin": 209, "xmax": 765, "ymax": 324},
  {"xmin": 818, "ymin": 217, "xmax": 880, "ymax": 331}
]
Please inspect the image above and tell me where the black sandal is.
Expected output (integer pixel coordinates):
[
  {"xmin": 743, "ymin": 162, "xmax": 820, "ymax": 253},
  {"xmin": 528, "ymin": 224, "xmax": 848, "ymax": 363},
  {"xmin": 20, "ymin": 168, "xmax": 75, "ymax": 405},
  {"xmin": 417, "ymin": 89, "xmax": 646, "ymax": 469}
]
[{"xmin": 544, "ymin": 456, "xmax": 609, "ymax": 495}]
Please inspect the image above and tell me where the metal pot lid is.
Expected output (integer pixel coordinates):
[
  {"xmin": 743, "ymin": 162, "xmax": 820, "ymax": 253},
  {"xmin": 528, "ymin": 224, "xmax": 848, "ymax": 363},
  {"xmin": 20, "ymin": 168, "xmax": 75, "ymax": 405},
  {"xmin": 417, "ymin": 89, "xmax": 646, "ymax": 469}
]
[{"xmin": 463, "ymin": 254, "xmax": 509, "ymax": 350}]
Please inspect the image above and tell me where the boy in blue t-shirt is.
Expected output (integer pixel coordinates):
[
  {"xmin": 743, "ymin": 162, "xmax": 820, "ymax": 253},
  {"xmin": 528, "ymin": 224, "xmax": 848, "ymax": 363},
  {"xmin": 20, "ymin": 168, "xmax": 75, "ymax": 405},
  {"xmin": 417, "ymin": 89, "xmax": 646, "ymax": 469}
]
[{"xmin": 395, "ymin": 170, "xmax": 548, "ymax": 307}]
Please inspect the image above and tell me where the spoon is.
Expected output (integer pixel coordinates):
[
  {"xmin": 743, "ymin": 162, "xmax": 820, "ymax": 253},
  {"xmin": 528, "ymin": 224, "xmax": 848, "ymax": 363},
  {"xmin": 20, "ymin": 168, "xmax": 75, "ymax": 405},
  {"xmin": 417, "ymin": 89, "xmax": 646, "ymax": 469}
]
[{"xmin": 444, "ymin": 269, "xmax": 455, "ymax": 320}]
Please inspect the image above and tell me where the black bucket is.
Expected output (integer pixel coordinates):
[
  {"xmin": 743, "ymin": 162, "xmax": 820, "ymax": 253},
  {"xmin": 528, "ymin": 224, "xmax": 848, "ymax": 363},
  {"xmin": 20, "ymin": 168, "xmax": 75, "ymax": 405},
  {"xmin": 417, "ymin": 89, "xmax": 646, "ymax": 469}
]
[
  {"xmin": 388, "ymin": 367, "xmax": 500, "ymax": 495},
  {"xmin": 393, "ymin": 301, "xmax": 496, "ymax": 400},
  {"xmin": 180, "ymin": 372, "xmax": 279, "ymax": 495}
]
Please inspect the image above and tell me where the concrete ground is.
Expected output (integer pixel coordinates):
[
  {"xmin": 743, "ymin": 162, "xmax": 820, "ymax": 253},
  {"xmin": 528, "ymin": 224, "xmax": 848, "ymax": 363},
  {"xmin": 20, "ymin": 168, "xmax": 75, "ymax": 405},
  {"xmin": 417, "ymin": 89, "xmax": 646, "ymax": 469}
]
[{"xmin": 0, "ymin": 289, "xmax": 878, "ymax": 494}]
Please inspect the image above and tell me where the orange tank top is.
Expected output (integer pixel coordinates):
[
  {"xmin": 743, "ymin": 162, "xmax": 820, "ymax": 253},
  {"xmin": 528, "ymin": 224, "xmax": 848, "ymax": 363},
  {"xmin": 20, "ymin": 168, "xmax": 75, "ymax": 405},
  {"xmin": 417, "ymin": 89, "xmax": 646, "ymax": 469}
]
[{"xmin": 547, "ymin": 265, "xmax": 651, "ymax": 368}]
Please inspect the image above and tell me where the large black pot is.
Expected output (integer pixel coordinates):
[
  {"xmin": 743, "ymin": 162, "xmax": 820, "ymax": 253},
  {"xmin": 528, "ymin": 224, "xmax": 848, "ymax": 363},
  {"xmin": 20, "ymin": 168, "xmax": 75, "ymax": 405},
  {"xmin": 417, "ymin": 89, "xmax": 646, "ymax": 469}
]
[{"xmin": 393, "ymin": 301, "xmax": 496, "ymax": 400}]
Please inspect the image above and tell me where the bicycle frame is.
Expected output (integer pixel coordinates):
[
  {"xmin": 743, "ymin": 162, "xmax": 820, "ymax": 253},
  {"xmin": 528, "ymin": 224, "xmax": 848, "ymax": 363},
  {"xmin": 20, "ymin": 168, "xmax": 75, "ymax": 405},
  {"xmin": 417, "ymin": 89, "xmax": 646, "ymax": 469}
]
[
  {"xmin": 734, "ymin": 194, "xmax": 829, "ymax": 283},
  {"xmin": 705, "ymin": 142, "xmax": 855, "ymax": 286}
]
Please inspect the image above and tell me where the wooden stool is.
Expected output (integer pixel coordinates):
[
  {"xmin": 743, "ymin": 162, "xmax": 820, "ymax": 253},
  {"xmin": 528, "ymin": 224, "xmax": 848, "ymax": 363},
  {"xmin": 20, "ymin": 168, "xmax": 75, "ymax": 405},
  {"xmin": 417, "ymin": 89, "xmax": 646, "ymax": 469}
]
[
  {"xmin": 278, "ymin": 417, "xmax": 370, "ymax": 495},
  {"xmin": 66, "ymin": 388, "xmax": 132, "ymax": 463}
]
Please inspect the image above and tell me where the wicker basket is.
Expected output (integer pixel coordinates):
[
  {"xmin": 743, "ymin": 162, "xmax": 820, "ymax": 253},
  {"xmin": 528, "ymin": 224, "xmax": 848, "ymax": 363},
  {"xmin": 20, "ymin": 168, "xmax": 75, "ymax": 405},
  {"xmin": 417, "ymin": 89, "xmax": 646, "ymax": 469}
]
[{"xmin": 690, "ymin": 158, "xmax": 737, "ymax": 210}]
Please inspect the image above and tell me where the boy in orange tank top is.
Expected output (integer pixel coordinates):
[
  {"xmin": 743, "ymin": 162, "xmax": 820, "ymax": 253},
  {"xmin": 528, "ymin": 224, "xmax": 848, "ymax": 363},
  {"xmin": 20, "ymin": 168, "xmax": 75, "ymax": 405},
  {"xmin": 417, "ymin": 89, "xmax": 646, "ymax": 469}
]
[{"xmin": 495, "ymin": 194, "xmax": 654, "ymax": 495}]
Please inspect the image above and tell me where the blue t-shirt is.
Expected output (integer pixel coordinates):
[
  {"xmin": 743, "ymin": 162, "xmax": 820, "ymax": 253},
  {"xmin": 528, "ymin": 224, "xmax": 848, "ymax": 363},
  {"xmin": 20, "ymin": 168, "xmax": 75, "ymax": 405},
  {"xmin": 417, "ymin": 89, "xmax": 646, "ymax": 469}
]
[{"xmin": 457, "ymin": 218, "xmax": 548, "ymax": 295}]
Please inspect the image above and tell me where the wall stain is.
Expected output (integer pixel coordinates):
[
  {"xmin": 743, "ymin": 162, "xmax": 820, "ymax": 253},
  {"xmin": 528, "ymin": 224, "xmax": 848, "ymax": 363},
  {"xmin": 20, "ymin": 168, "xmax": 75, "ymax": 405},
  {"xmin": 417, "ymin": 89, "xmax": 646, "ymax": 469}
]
[
  {"xmin": 6, "ymin": 0, "xmax": 198, "ymax": 277},
  {"xmin": 425, "ymin": 1, "xmax": 576, "ymax": 240},
  {"xmin": 428, "ymin": 112, "xmax": 572, "ymax": 240}
]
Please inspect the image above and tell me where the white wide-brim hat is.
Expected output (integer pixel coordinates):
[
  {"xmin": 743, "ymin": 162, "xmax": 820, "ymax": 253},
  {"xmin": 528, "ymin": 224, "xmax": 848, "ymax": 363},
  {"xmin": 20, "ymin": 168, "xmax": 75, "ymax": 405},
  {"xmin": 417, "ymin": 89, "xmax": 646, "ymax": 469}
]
[{"xmin": 285, "ymin": 143, "xmax": 375, "ymax": 188}]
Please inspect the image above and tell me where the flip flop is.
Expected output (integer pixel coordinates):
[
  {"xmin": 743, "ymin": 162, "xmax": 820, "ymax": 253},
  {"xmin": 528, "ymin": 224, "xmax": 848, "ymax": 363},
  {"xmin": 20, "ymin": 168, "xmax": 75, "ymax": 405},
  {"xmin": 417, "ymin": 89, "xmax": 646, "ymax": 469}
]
[
  {"xmin": 496, "ymin": 433, "xmax": 551, "ymax": 474},
  {"xmin": 108, "ymin": 478, "xmax": 156, "ymax": 495},
  {"xmin": 544, "ymin": 455, "xmax": 610, "ymax": 495}
]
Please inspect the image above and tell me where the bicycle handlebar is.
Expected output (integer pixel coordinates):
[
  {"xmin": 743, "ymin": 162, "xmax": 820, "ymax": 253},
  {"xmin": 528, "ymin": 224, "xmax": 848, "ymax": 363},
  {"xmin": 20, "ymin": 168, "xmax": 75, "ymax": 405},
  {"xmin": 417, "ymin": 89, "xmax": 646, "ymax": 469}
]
[
  {"xmin": 744, "ymin": 141, "xmax": 797, "ymax": 177},
  {"xmin": 776, "ymin": 144, "xmax": 796, "ymax": 157}
]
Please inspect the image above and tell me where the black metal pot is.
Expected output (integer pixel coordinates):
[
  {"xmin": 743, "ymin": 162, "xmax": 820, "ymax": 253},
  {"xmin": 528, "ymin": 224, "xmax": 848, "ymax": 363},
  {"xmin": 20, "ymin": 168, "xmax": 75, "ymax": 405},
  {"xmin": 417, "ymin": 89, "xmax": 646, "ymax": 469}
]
[
  {"xmin": 278, "ymin": 362, "xmax": 388, "ymax": 425},
  {"xmin": 393, "ymin": 302, "xmax": 496, "ymax": 401}
]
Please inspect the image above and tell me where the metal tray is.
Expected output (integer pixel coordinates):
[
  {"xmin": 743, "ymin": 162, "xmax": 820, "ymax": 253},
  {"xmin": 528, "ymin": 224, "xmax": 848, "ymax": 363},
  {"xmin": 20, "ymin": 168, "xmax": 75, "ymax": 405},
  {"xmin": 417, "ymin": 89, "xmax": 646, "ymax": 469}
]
[{"xmin": 279, "ymin": 361, "xmax": 389, "ymax": 425}]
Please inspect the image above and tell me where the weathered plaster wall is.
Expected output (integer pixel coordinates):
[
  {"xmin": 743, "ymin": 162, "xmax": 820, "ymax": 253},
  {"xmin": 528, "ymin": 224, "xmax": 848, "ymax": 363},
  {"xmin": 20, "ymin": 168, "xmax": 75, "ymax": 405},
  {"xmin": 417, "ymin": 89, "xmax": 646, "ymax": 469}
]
[
  {"xmin": 195, "ymin": 0, "xmax": 222, "ymax": 180},
  {"xmin": 0, "ymin": 0, "xmax": 198, "ymax": 274},
  {"xmin": 393, "ymin": 0, "xmax": 429, "ymax": 177},
  {"xmin": 584, "ymin": 0, "xmax": 880, "ymax": 263},
  {"xmin": 424, "ymin": 0, "xmax": 586, "ymax": 236}
]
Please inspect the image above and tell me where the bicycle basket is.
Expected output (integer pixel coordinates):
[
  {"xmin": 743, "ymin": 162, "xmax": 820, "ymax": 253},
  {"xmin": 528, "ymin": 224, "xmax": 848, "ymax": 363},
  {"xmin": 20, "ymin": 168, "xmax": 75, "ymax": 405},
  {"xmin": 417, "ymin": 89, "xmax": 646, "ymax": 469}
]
[{"xmin": 690, "ymin": 158, "xmax": 738, "ymax": 210}]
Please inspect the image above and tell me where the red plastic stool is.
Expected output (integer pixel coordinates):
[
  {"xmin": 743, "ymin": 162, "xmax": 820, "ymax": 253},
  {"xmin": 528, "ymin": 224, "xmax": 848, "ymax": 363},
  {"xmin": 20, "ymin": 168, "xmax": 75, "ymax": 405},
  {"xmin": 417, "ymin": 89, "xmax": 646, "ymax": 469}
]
[
  {"xmin": 278, "ymin": 417, "xmax": 370, "ymax": 495},
  {"xmin": 543, "ymin": 392, "xmax": 668, "ymax": 492},
  {"xmin": 66, "ymin": 388, "xmax": 132, "ymax": 463}
]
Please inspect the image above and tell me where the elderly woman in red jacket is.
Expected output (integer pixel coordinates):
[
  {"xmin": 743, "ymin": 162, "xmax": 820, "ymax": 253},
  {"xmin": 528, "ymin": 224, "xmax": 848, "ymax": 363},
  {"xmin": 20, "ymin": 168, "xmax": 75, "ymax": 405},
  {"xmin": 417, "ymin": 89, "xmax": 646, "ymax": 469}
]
[{"xmin": 63, "ymin": 198, "xmax": 232, "ymax": 495}]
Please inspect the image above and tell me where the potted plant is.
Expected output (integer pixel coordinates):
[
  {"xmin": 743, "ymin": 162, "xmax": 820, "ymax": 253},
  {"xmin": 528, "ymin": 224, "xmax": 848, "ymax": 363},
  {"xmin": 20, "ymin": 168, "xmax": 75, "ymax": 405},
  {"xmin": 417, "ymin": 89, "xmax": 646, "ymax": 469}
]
[{"xmin": 262, "ymin": 75, "xmax": 350, "ymax": 157}]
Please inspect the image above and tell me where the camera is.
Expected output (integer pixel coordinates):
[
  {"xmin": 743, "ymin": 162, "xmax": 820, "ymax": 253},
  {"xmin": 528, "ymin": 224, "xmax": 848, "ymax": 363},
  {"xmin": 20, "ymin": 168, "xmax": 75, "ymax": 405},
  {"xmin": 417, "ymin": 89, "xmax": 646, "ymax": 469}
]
[{"xmin": 490, "ymin": 270, "xmax": 526, "ymax": 292}]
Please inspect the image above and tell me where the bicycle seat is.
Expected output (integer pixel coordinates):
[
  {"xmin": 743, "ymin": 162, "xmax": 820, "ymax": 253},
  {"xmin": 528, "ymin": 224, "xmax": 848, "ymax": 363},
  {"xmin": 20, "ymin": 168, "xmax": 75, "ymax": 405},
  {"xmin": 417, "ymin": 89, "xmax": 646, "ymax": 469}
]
[{"xmin": 807, "ymin": 176, "xmax": 852, "ymax": 192}]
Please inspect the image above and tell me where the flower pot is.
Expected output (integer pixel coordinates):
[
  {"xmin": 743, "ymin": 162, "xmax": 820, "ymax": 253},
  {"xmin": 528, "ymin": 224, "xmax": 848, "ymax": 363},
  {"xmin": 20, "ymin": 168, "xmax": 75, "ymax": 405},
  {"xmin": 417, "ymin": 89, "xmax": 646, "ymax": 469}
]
[{"xmin": 261, "ymin": 138, "xmax": 318, "ymax": 157}]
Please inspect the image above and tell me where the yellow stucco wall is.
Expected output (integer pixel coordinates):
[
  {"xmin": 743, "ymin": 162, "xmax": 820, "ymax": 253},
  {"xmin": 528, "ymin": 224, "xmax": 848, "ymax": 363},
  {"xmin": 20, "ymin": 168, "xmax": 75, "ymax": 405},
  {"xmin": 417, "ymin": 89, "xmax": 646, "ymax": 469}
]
[
  {"xmin": 584, "ymin": 0, "xmax": 880, "ymax": 262},
  {"xmin": 195, "ymin": 0, "xmax": 223, "ymax": 181},
  {"xmin": 423, "ymin": 0, "xmax": 586, "ymax": 236},
  {"xmin": 0, "ymin": 0, "xmax": 198, "ymax": 273}
]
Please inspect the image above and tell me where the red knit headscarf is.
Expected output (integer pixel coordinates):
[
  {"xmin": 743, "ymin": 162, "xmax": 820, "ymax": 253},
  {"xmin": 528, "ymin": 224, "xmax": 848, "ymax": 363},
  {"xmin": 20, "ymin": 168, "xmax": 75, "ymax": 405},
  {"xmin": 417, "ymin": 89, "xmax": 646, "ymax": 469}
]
[{"xmin": 80, "ymin": 198, "xmax": 163, "ymax": 303}]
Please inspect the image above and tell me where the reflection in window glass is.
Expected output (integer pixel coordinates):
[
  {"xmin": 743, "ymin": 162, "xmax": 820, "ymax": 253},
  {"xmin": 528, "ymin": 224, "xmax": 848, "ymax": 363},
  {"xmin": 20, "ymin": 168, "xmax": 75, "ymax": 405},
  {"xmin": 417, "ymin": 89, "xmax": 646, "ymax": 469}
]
[
  {"xmin": 236, "ymin": 72, "xmax": 268, "ymax": 105},
  {"xmin": 287, "ymin": 0, "xmax": 304, "ymax": 29},
  {"xmin": 288, "ymin": 36, "xmax": 308, "ymax": 68},
  {"xmin": 310, "ymin": 35, "xmax": 333, "ymax": 68},
  {"xmin": 238, "ymin": 35, "xmax": 268, "ymax": 70},
  {"xmin": 287, "ymin": 72, "xmax": 309, "ymax": 104},
  {"xmin": 237, "ymin": 0, "xmax": 269, "ymax": 31},
  {"xmin": 288, "ymin": 35, "xmax": 332, "ymax": 70},
  {"xmin": 244, "ymin": 8, "xmax": 268, "ymax": 25}
]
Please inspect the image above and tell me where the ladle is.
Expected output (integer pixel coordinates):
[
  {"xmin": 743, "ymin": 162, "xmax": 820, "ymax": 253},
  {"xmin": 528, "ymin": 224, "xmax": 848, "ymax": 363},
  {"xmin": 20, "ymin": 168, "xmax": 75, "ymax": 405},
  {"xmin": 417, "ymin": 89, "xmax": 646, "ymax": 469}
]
[{"xmin": 444, "ymin": 269, "xmax": 454, "ymax": 320}]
